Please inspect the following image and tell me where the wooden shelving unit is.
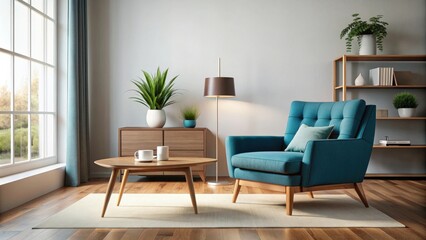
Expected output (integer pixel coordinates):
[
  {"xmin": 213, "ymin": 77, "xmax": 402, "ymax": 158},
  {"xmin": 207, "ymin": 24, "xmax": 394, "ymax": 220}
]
[
  {"xmin": 373, "ymin": 145, "xmax": 426, "ymax": 149},
  {"xmin": 333, "ymin": 55, "xmax": 426, "ymax": 177},
  {"xmin": 376, "ymin": 117, "xmax": 426, "ymax": 120}
]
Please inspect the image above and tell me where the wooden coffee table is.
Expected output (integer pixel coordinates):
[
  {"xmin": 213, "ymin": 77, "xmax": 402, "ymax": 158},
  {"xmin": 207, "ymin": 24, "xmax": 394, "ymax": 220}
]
[{"xmin": 95, "ymin": 156, "xmax": 216, "ymax": 217}]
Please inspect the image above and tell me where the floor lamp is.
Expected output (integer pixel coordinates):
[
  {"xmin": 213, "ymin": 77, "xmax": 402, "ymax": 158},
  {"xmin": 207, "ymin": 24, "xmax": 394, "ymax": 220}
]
[{"xmin": 204, "ymin": 58, "xmax": 235, "ymax": 186}]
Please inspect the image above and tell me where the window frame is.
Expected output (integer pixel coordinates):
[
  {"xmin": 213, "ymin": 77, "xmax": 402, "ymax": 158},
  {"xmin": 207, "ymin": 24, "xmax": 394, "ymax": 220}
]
[{"xmin": 0, "ymin": 0, "xmax": 57, "ymax": 177}]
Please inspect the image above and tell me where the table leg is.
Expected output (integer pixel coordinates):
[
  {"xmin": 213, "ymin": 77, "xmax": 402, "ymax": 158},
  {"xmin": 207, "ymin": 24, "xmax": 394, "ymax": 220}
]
[
  {"xmin": 101, "ymin": 168, "xmax": 119, "ymax": 217},
  {"xmin": 117, "ymin": 169, "xmax": 130, "ymax": 206},
  {"xmin": 183, "ymin": 167, "xmax": 198, "ymax": 214}
]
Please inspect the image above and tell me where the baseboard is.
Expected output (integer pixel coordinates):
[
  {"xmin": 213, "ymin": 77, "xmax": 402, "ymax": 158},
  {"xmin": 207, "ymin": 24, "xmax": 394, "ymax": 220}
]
[{"xmin": 0, "ymin": 164, "xmax": 65, "ymax": 213}]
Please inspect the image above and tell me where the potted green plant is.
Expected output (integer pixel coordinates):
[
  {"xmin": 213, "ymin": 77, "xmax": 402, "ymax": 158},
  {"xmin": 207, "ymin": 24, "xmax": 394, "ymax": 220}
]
[
  {"xmin": 393, "ymin": 92, "xmax": 418, "ymax": 117},
  {"xmin": 181, "ymin": 106, "xmax": 199, "ymax": 128},
  {"xmin": 340, "ymin": 13, "xmax": 388, "ymax": 55},
  {"xmin": 130, "ymin": 67, "xmax": 178, "ymax": 128}
]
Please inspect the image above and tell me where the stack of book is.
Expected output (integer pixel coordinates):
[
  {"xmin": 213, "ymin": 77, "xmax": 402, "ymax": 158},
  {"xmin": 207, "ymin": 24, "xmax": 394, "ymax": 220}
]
[
  {"xmin": 369, "ymin": 67, "xmax": 396, "ymax": 86},
  {"xmin": 379, "ymin": 139, "xmax": 411, "ymax": 146}
]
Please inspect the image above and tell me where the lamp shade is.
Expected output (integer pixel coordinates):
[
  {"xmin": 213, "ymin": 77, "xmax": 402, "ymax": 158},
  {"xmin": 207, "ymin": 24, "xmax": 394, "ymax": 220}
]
[{"xmin": 204, "ymin": 77, "xmax": 235, "ymax": 98}]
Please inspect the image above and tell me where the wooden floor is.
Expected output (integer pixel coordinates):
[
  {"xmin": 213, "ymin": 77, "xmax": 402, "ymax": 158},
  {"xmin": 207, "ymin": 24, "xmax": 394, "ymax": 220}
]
[{"xmin": 0, "ymin": 177, "xmax": 425, "ymax": 240}]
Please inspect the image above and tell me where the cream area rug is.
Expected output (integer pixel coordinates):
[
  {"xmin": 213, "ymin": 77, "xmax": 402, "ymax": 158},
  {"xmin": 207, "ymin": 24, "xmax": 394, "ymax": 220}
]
[{"xmin": 35, "ymin": 194, "xmax": 404, "ymax": 228}]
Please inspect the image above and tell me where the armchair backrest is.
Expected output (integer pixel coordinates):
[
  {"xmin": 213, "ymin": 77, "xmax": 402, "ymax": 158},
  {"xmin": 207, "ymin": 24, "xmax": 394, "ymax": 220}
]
[{"xmin": 284, "ymin": 100, "xmax": 367, "ymax": 146}]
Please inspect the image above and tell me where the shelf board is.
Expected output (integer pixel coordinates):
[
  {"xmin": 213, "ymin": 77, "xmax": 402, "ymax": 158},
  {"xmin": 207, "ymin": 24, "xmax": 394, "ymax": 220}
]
[
  {"xmin": 377, "ymin": 117, "xmax": 426, "ymax": 120},
  {"xmin": 373, "ymin": 145, "xmax": 426, "ymax": 149},
  {"xmin": 334, "ymin": 54, "xmax": 426, "ymax": 62},
  {"xmin": 335, "ymin": 85, "xmax": 426, "ymax": 90},
  {"xmin": 365, "ymin": 173, "xmax": 426, "ymax": 178}
]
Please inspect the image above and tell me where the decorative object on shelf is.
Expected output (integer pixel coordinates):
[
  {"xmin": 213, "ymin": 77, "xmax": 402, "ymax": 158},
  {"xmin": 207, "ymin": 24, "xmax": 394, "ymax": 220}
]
[
  {"xmin": 340, "ymin": 13, "xmax": 388, "ymax": 55},
  {"xmin": 369, "ymin": 67, "xmax": 395, "ymax": 86},
  {"xmin": 204, "ymin": 58, "xmax": 236, "ymax": 186},
  {"xmin": 130, "ymin": 67, "xmax": 179, "ymax": 128},
  {"xmin": 379, "ymin": 136, "xmax": 411, "ymax": 146},
  {"xmin": 376, "ymin": 109, "xmax": 388, "ymax": 118},
  {"xmin": 181, "ymin": 106, "xmax": 199, "ymax": 128},
  {"xmin": 354, "ymin": 73, "xmax": 366, "ymax": 86},
  {"xmin": 393, "ymin": 92, "xmax": 418, "ymax": 117}
]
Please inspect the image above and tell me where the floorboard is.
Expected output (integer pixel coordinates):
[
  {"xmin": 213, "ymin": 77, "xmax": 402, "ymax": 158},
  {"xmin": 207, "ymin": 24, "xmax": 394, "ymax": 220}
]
[{"xmin": 0, "ymin": 177, "xmax": 425, "ymax": 240}]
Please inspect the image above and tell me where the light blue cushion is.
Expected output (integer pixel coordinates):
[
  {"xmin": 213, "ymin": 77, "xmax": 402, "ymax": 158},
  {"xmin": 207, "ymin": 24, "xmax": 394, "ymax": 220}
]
[
  {"xmin": 232, "ymin": 151, "xmax": 303, "ymax": 174},
  {"xmin": 285, "ymin": 124, "xmax": 334, "ymax": 152}
]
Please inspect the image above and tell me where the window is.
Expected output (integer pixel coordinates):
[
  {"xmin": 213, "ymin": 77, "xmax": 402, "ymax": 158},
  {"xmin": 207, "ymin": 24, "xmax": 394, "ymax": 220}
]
[{"xmin": 0, "ymin": 0, "xmax": 56, "ymax": 177}]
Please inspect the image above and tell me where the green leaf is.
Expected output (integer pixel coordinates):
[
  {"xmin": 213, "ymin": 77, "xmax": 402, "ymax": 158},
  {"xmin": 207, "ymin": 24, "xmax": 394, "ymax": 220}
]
[{"xmin": 130, "ymin": 67, "xmax": 179, "ymax": 110}]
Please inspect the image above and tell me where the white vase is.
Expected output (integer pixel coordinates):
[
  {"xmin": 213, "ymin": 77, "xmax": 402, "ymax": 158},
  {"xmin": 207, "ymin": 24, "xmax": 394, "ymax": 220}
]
[
  {"xmin": 359, "ymin": 34, "xmax": 376, "ymax": 55},
  {"xmin": 397, "ymin": 108, "xmax": 416, "ymax": 118},
  {"xmin": 354, "ymin": 73, "xmax": 366, "ymax": 86},
  {"xmin": 146, "ymin": 109, "xmax": 166, "ymax": 128}
]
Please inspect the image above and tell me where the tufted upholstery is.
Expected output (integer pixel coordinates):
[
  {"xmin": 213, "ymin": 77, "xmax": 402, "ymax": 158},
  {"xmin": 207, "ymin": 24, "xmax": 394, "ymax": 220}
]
[
  {"xmin": 284, "ymin": 100, "xmax": 366, "ymax": 146},
  {"xmin": 225, "ymin": 100, "xmax": 376, "ymax": 215}
]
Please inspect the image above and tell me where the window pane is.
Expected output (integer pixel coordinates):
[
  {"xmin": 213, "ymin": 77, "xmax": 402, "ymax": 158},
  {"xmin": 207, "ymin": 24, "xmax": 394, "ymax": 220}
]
[
  {"xmin": 46, "ymin": 66, "xmax": 54, "ymax": 111},
  {"xmin": 47, "ymin": 0, "xmax": 54, "ymax": 18},
  {"xmin": 46, "ymin": 19, "xmax": 54, "ymax": 64},
  {"xmin": 14, "ymin": 114, "xmax": 29, "ymax": 162},
  {"xmin": 30, "ymin": 114, "xmax": 40, "ymax": 159},
  {"xmin": 32, "ymin": 0, "xmax": 45, "ymax": 13},
  {"xmin": 0, "ymin": 0, "xmax": 11, "ymax": 50},
  {"xmin": 45, "ymin": 114, "xmax": 54, "ymax": 157},
  {"xmin": 0, "ymin": 52, "xmax": 12, "ymax": 111},
  {"xmin": 31, "ymin": 11, "xmax": 45, "ymax": 61},
  {"xmin": 14, "ymin": 57, "xmax": 30, "ymax": 111},
  {"xmin": 15, "ymin": 2, "xmax": 30, "ymax": 56},
  {"xmin": 31, "ymin": 62, "xmax": 44, "ymax": 111},
  {"xmin": 0, "ymin": 114, "xmax": 11, "ymax": 166}
]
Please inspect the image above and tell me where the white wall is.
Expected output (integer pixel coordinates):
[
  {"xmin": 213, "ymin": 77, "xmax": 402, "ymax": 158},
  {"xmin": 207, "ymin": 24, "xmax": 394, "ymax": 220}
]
[{"xmin": 87, "ymin": 0, "xmax": 426, "ymax": 177}]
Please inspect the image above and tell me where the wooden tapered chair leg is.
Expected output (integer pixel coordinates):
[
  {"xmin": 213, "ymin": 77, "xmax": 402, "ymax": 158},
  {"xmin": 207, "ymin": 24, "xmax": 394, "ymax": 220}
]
[
  {"xmin": 354, "ymin": 182, "xmax": 369, "ymax": 207},
  {"xmin": 232, "ymin": 179, "xmax": 241, "ymax": 203},
  {"xmin": 285, "ymin": 186, "xmax": 295, "ymax": 215},
  {"xmin": 308, "ymin": 191, "xmax": 314, "ymax": 198}
]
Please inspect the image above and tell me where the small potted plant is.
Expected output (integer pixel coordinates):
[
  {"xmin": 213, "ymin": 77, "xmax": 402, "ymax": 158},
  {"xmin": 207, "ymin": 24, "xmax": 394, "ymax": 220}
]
[
  {"xmin": 393, "ymin": 92, "xmax": 418, "ymax": 117},
  {"xmin": 130, "ymin": 67, "xmax": 178, "ymax": 128},
  {"xmin": 340, "ymin": 13, "xmax": 388, "ymax": 55},
  {"xmin": 181, "ymin": 106, "xmax": 199, "ymax": 128}
]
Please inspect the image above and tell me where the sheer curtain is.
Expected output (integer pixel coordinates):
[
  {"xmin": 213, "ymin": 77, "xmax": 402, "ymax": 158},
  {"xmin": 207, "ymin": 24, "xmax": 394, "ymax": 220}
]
[{"xmin": 65, "ymin": 0, "xmax": 89, "ymax": 186}]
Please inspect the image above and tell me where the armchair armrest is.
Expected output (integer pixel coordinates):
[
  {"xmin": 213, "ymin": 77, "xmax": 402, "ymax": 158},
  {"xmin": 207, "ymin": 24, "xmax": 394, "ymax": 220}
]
[
  {"xmin": 301, "ymin": 138, "xmax": 373, "ymax": 187},
  {"xmin": 225, "ymin": 136, "xmax": 284, "ymax": 178}
]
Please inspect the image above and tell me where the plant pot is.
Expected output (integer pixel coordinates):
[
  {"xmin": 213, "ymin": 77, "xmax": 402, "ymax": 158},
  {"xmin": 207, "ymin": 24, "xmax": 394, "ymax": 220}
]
[
  {"xmin": 146, "ymin": 109, "xmax": 166, "ymax": 128},
  {"xmin": 397, "ymin": 108, "xmax": 416, "ymax": 118},
  {"xmin": 359, "ymin": 34, "xmax": 376, "ymax": 55},
  {"xmin": 183, "ymin": 120, "xmax": 196, "ymax": 128}
]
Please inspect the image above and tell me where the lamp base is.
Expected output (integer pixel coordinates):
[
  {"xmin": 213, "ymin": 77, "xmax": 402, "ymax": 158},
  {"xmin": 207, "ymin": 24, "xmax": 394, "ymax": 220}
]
[{"xmin": 207, "ymin": 179, "xmax": 233, "ymax": 186}]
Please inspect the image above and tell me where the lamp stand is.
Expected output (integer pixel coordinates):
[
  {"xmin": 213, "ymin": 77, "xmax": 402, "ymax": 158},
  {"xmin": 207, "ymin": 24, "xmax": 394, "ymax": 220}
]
[{"xmin": 207, "ymin": 58, "xmax": 232, "ymax": 186}]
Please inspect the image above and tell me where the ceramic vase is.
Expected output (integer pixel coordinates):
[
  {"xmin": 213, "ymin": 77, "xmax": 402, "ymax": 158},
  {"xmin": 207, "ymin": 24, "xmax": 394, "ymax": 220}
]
[
  {"xmin": 146, "ymin": 109, "xmax": 166, "ymax": 128},
  {"xmin": 397, "ymin": 108, "xmax": 416, "ymax": 118},
  {"xmin": 183, "ymin": 120, "xmax": 196, "ymax": 128},
  {"xmin": 354, "ymin": 73, "xmax": 366, "ymax": 86},
  {"xmin": 359, "ymin": 34, "xmax": 376, "ymax": 55}
]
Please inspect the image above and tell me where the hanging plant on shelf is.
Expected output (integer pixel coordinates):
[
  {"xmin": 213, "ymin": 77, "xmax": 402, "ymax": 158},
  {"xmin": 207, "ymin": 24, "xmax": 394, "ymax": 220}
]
[{"xmin": 340, "ymin": 13, "xmax": 388, "ymax": 54}]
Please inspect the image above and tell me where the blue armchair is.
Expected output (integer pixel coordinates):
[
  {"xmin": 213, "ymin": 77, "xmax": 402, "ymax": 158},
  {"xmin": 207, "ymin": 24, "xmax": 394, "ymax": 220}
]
[{"xmin": 226, "ymin": 99, "xmax": 375, "ymax": 215}]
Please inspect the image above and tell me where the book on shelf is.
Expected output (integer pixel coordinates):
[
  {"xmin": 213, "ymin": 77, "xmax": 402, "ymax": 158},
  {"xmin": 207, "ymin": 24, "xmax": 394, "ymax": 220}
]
[
  {"xmin": 379, "ymin": 140, "xmax": 411, "ymax": 146},
  {"xmin": 369, "ymin": 67, "xmax": 395, "ymax": 86}
]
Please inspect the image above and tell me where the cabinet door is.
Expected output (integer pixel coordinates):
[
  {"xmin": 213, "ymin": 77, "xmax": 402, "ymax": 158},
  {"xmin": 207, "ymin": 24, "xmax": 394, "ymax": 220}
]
[
  {"xmin": 164, "ymin": 131, "xmax": 204, "ymax": 150},
  {"xmin": 120, "ymin": 130, "xmax": 162, "ymax": 156}
]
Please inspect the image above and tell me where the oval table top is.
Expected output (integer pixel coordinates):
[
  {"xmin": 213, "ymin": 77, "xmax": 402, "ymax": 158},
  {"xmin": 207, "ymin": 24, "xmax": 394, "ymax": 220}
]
[{"xmin": 95, "ymin": 156, "xmax": 216, "ymax": 170}]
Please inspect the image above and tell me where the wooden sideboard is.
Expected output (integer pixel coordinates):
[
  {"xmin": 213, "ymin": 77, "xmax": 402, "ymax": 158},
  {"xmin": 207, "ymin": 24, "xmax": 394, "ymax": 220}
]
[{"xmin": 118, "ymin": 127, "xmax": 208, "ymax": 181}]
